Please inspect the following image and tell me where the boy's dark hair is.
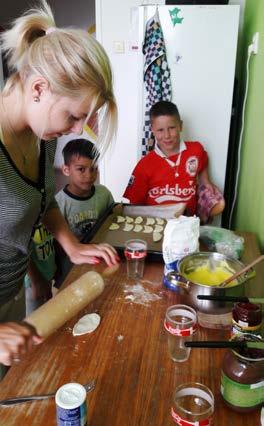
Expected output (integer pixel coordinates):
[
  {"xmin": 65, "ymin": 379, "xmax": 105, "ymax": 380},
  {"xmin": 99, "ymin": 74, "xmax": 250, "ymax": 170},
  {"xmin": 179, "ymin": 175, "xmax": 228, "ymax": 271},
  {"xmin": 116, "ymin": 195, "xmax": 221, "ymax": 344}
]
[
  {"xmin": 150, "ymin": 101, "xmax": 181, "ymax": 122},
  {"xmin": 62, "ymin": 139, "xmax": 100, "ymax": 166}
]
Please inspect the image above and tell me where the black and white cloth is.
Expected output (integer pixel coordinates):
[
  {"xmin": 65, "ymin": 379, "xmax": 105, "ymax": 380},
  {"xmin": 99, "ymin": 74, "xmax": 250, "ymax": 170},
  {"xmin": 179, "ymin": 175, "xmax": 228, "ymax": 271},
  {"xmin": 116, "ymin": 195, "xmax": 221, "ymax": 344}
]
[{"xmin": 142, "ymin": 10, "xmax": 172, "ymax": 155}]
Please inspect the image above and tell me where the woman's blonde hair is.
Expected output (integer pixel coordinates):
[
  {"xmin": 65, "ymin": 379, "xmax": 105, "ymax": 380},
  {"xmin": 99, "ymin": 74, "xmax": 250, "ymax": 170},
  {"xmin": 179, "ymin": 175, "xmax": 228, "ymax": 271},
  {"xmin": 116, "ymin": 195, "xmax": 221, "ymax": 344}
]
[{"xmin": 0, "ymin": 0, "xmax": 117, "ymax": 154}]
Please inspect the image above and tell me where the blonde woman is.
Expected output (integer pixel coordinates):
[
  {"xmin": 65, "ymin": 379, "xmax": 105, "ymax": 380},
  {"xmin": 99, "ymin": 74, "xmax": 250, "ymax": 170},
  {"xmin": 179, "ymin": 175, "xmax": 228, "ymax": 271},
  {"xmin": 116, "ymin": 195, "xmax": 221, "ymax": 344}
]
[{"xmin": 0, "ymin": 1, "xmax": 118, "ymax": 371}]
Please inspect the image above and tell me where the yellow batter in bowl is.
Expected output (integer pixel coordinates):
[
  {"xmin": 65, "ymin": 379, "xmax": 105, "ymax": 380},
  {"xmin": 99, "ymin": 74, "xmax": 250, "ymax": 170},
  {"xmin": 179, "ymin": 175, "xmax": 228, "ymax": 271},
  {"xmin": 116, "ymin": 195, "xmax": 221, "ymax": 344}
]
[{"xmin": 185, "ymin": 262, "xmax": 237, "ymax": 287}]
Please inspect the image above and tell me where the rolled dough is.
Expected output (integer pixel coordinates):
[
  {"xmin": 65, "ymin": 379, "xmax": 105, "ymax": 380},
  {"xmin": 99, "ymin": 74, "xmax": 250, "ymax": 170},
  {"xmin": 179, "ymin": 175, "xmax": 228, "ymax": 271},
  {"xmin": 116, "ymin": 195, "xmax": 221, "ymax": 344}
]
[{"xmin": 73, "ymin": 313, "xmax": 101, "ymax": 336}]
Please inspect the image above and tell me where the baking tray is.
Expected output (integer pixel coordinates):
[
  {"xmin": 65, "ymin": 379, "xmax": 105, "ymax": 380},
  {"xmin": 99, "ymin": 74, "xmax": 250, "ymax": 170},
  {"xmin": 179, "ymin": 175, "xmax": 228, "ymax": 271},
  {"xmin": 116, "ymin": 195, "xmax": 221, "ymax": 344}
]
[{"xmin": 81, "ymin": 203, "xmax": 168, "ymax": 260}]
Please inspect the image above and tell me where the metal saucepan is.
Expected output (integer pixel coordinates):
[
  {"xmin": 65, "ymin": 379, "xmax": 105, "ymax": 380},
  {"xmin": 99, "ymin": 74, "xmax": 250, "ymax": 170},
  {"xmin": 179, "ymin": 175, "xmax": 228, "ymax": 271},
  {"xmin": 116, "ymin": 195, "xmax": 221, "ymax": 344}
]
[{"xmin": 163, "ymin": 252, "xmax": 256, "ymax": 314}]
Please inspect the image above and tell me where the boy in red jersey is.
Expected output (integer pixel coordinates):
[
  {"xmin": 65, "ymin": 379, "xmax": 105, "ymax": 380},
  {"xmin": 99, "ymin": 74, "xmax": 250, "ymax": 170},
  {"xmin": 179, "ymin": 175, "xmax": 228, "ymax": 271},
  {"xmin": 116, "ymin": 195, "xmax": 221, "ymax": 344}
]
[{"xmin": 123, "ymin": 101, "xmax": 224, "ymax": 223}]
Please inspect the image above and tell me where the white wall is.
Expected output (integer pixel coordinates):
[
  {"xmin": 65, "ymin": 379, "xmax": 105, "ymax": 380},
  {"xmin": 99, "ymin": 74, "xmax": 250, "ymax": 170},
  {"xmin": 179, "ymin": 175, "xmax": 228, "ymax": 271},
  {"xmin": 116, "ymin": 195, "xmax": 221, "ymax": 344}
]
[
  {"xmin": 50, "ymin": 0, "xmax": 96, "ymax": 167},
  {"xmin": 49, "ymin": 0, "xmax": 95, "ymax": 30},
  {"xmin": 0, "ymin": 0, "xmax": 95, "ymax": 30},
  {"xmin": 96, "ymin": 0, "xmax": 143, "ymax": 201}
]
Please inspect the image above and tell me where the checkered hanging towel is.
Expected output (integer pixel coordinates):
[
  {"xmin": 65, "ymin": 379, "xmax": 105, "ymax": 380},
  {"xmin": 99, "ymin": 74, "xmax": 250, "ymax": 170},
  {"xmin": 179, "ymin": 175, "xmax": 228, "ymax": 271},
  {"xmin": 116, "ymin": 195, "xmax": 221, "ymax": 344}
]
[{"xmin": 142, "ymin": 10, "xmax": 172, "ymax": 156}]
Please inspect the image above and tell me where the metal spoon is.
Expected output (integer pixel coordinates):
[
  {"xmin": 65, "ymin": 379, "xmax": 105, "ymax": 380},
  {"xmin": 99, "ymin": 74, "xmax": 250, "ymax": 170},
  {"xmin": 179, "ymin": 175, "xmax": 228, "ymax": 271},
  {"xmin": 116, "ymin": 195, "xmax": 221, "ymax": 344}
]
[
  {"xmin": 0, "ymin": 379, "xmax": 96, "ymax": 406},
  {"xmin": 208, "ymin": 256, "xmax": 216, "ymax": 272}
]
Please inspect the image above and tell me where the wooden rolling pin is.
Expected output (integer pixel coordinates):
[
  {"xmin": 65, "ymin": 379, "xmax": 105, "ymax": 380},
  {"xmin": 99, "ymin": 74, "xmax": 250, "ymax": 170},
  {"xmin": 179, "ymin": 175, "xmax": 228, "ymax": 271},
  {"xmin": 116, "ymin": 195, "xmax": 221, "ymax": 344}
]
[{"xmin": 25, "ymin": 271, "xmax": 104, "ymax": 338}]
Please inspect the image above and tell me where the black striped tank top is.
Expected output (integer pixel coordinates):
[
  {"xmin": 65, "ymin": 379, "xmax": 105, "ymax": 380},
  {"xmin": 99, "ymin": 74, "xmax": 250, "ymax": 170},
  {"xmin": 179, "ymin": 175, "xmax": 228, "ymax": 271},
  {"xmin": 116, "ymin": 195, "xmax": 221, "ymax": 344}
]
[{"xmin": 0, "ymin": 139, "xmax": 57, "ymax": 304}]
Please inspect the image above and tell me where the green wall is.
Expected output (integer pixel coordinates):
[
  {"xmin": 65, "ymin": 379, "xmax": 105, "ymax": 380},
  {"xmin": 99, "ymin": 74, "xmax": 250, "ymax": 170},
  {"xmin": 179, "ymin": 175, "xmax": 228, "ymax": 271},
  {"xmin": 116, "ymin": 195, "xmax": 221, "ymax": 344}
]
[{"xmin": 234, "ymin": 0, "xmax": 264, "ymax": 251}]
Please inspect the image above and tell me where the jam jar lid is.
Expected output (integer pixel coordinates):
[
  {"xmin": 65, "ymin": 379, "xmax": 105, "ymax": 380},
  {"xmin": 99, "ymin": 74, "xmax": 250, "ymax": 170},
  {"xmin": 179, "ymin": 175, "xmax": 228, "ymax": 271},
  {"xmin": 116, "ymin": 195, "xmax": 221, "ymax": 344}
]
[
  {"xmin": 231, "ymin": 333, "xmax": 264, "ymax": 362},
  {"xmin": 232, "ymin": 302, "xmax": 262, "ymax": 327}
]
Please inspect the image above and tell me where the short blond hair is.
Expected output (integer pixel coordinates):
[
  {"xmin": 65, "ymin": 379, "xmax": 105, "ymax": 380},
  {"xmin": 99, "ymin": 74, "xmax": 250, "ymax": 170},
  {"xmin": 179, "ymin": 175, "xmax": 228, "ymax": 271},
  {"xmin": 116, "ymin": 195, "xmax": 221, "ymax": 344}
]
[{"xmin": 1, "ymin": 0, "xmax": 117, "ymax": 154}]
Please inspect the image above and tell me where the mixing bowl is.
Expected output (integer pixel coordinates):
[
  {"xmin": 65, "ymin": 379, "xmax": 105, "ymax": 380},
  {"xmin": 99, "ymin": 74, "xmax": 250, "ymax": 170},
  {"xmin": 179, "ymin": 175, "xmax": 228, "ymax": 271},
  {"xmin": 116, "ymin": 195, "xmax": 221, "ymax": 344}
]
[{"xmin": 163, "ymin": 252, "xmax": 255, "ymax": 314}]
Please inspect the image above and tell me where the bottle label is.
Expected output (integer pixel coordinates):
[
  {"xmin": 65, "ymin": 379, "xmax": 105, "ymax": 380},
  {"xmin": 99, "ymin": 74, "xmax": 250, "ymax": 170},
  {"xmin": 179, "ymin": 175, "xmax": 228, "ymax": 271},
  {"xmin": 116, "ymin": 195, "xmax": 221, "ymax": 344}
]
[
  {"xmin": 164, "ymin": 320, "xmax": 197, "ymax": 336},
  {"xmin": 232, "ymin": 319, "xmax": 262, "ymax": 335},
  {"xmin": 124, "ymin": 249, "xmax": 147, "ymax": 259},
  {"xmin": 221, "ymin": 372, "xmax": 264, "ymax": 408},
  {"xmin": 56, "ymin": 404, "xmax": 87, "ymax": 426},
  {"xmin": 171, "ymin": 407, "xmax": 212, "ymax": 425}
]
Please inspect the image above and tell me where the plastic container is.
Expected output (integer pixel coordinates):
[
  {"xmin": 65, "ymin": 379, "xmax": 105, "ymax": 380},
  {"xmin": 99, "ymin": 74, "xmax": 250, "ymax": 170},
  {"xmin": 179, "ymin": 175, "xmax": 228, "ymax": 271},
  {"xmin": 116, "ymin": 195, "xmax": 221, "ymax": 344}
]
[
  {"xmin": 221, "ymin": 334, "xmax": 264, "ymax": 412},
  {"xmin": 199, "ymin": 226, "xmax": 244, "ymax": 259},
  {"xmin": 56, "ymin": 383, "xmax": 87, "ymax": 425}
]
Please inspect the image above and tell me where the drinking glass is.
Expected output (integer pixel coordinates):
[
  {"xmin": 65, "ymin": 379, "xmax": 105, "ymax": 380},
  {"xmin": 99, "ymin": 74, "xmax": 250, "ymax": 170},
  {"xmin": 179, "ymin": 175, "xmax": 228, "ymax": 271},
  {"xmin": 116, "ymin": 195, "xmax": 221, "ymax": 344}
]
[
  {"xmin": 164, "ymin": 304, "xmax": 197, "ymax": 362},
  {"xmin": 171, "ymin": 382, "xmax": 214, "ymax": 425},
  {"xmin": 124, "ymin": 239, "xmax": 147, "ymax": 279}
]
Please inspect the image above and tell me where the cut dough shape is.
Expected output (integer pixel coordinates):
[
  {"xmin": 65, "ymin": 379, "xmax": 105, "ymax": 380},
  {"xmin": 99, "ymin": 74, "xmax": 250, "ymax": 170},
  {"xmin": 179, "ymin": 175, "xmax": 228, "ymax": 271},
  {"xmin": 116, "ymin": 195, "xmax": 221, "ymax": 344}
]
[
  {"xmin": 156, "ymin": 218, "xmax": 165, "ymax": 225},
  {"xmin": 154, "ymin": 225, "xmax": 163, "ymax": 233},
  {"xmin": 146, "ymin": 217, "xmax": 155, "ymax": 226},
  {"xmin": 109, "ymin": 223, "xmax": 120, "ymax": 230},
  {"xmin": 134, "ymin": 224, "xmax": 143, "ymax": 232},
  {"xmin": 123, "ymin": 223, "xmax": 134, "ymax": 232},
  {"xmin": 125, "ymin": 216, "xmax": 134, "ymax": 223},
  {"xmin": 73, "ymin": 313, "xmax": 101, "ymax": 336},
  {"xmin": 143, "ymin": 225, "xmax": 153, "ymax": 233},
  {"xmin": 153, "ymin": 232, "xmax": 162, "ymax": 242},
  {"xmin": 116, "ymin": 215, "xmax": 126, "ymax": 223},
  {"xmin": 134, "ymin": 216, "xmax": 143, "ymax": 224}
]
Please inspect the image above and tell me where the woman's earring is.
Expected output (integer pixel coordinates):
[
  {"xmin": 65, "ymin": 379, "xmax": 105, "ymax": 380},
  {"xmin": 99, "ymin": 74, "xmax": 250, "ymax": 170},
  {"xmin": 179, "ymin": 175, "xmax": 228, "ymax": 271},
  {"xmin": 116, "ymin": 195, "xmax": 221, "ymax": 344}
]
[{"xmin": 34, "ymin": 96, "xmax": 40, "ymax": 103}]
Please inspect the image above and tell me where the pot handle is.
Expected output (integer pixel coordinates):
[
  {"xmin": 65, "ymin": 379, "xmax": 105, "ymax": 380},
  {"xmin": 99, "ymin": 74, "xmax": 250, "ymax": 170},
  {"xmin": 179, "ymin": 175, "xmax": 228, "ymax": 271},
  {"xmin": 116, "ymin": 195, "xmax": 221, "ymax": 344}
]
[{"xmin": 164, "ymin": 271, "xmax": 190, "ymax": 291}]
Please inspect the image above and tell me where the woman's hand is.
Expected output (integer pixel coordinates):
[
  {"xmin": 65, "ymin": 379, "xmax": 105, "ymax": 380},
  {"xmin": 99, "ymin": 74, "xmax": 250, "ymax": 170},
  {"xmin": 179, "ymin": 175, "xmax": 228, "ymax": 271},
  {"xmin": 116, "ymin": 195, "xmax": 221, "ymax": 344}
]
[
  {"xmin": 67, "ymin": 242, "xmax": 120, "ymax": 266},
  {"xmin": 43, "ymin": 209, "xmax": 120, "ymax": 267},
  {"xmin": 0, "ymin": 322, "xmax": 43, "ymax": 366}
]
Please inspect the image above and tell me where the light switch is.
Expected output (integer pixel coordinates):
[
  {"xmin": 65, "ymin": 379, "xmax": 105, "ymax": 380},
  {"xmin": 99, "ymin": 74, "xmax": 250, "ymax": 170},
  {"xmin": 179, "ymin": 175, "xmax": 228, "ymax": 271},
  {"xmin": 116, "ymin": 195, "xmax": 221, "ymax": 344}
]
[{"xmin": 113, "ymin": 41, "xmax": 125, "ymax": 54}]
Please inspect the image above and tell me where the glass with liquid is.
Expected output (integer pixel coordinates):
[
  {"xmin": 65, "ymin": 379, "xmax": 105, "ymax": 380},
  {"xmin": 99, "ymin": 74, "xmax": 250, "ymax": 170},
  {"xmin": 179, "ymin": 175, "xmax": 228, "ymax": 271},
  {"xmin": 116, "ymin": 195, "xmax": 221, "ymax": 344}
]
[
  {"xmin": 164, "ymin": 305, "xmax": 197, "ymax": 362},
  {"xmin": 171, "ymin": 382, "xmax": 214, "ymax": 425}
]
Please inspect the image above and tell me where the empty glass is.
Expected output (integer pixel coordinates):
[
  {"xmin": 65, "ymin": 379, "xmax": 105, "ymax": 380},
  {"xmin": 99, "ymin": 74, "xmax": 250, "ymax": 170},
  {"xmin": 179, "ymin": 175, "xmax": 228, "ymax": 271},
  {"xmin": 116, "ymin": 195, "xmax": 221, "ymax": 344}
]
[
  {"xmin": 171, "ymin": 382, "xmax": 214, "ymax": 425},
  {"xmin": 124, "ymin": 239, "xmax": 147, "ymax": 279},
  {"xmin": 164, "ymin": 304, "xmax": 197, "ymax": 362}
]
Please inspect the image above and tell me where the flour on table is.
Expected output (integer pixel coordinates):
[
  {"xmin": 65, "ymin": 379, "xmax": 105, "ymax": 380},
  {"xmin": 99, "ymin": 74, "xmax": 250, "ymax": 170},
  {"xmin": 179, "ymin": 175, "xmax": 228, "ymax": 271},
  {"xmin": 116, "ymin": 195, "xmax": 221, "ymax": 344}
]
[
  {"xmin": 73, "ymin": 313, "xmax": 101, "ymax": 336},
  {"xmin": 124, "ymin": 283, "xmax": 161, "ymax": 306}
]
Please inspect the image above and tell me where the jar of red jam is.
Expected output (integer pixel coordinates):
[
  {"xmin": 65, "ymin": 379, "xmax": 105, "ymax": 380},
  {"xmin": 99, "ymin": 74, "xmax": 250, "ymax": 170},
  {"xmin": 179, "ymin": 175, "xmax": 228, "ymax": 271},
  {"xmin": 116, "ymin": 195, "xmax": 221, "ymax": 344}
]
[
  {"xmin": 221, "ymin": 334, "xmax": 264, "ymax": 412},
  {"xmin": 232, "ymin": 302, "xmax": 262, "ymax": 336}
]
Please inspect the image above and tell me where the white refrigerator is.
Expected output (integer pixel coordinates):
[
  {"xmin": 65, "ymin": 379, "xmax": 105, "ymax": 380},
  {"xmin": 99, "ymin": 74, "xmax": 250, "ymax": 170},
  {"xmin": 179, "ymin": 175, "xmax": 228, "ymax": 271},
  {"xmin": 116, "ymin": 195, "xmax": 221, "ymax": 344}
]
[{"xmin": 98, "ymin": 4, "xmax": 240, "ymax": 206}]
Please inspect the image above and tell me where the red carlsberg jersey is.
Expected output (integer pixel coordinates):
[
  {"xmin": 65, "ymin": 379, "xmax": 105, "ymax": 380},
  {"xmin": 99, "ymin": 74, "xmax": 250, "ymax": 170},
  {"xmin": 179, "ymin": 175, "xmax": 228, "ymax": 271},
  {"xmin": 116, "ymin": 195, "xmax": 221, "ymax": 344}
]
[{"xmin": 123, "ymin": 141, "xmax": 208, "ymax": 215}]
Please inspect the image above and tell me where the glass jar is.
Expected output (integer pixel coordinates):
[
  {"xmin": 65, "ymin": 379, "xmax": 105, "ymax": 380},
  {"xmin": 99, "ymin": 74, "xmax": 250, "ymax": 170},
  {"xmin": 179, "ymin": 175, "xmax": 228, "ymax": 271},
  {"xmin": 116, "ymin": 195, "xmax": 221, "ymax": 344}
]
[
  {"xmin": 232, "ymin": 302, "xmax": 262, "ymax": 336},
  {"xmin": 221, "ymin": 334, "xmax": 264, "ymax": 412}
]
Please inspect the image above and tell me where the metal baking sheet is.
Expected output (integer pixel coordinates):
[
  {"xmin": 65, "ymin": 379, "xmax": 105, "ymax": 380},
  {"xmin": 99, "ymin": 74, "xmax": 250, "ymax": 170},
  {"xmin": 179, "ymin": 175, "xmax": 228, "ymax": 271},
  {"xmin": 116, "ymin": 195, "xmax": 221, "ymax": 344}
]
[{"xmin": 87, "ymin": 204, "xmax": 169, "ymax": 259}]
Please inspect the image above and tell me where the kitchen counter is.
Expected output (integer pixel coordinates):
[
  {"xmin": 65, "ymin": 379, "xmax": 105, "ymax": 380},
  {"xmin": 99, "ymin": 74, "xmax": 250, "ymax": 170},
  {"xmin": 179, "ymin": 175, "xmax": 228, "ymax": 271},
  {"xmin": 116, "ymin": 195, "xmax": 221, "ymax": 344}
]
[{"xmin": 0, "ymin": 232, "xmax": 263, "ymax": 425}]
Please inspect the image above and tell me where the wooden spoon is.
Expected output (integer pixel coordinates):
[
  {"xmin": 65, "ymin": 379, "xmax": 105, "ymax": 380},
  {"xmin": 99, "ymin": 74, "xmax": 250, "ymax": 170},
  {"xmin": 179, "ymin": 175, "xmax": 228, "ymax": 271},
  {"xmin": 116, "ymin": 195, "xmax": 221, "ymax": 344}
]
[{"xmin": 219, "ymin": 254, "xmax": 264, "ymax": 288}]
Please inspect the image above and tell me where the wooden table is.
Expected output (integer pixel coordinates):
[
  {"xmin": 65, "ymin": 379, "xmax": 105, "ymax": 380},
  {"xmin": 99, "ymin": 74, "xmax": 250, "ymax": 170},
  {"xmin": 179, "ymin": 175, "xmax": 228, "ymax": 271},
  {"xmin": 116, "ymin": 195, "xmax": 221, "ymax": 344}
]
[{"xmin": 0, "ymin": 232, "xmax": 263, "ymax": 425}]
